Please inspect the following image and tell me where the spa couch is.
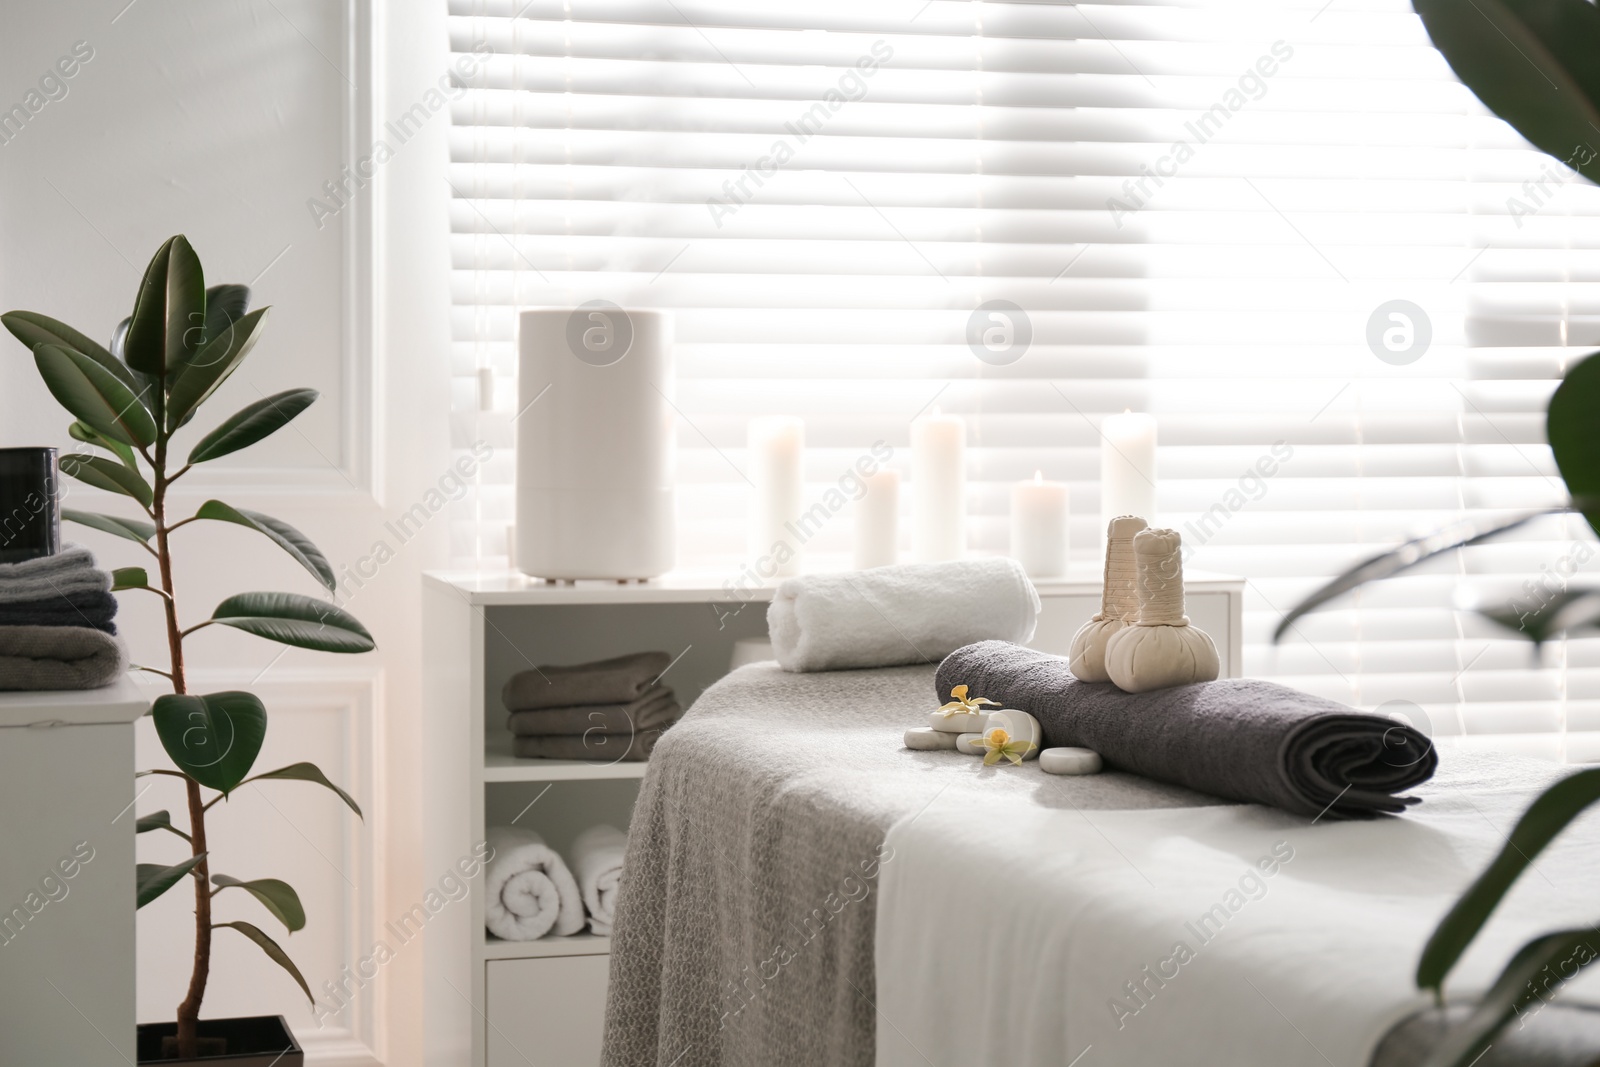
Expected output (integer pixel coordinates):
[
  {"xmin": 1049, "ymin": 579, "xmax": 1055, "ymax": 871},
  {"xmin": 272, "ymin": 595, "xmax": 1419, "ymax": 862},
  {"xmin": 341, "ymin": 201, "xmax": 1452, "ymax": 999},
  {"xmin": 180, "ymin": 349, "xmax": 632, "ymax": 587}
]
[{"xmin": 601, "ymin": 662, "xmax": 1600, "ymax": 1067}]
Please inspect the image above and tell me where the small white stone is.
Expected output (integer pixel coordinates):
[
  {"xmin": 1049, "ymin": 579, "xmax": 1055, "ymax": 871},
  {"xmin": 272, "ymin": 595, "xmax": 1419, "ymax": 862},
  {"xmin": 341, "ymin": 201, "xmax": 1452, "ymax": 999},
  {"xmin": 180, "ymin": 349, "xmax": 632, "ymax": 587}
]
[
  {"xmin": 904, "ymin": 727, "xmax": 959, "ymax": 751},
  {"xmin": 1040, "ymin": 747, "xmax": 1103, "ymax": 775},
  {"xmin": 955, "ymin": 732, "xmax": 986, "ymax": 755},
  {"xmin": 928, "ymin": 710, "xmax": 989, "ymax": 734}
]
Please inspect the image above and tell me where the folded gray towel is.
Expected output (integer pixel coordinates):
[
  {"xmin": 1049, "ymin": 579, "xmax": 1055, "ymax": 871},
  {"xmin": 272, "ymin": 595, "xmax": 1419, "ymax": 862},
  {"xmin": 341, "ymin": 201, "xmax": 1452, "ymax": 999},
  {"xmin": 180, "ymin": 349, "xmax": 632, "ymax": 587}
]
[
  {"xmin": 0, "ymin": 544, "xmax": 110, "ymax": 603},
  {"xmin": 0, "ymin": 590, "xmax": 118, "ymax": 633},
  {"xmin": 506, "ymin": 685, "xmax": 681, "ymax": 737},
  {"xmin": 936, "ymin": 641, "xmax": 1436, "ymax": 819},
  {"xmin": 0, "ymin": 625, "xmax": 128, "ymax": 690},
  {"xmin": 502, "ymin": 651, "xmax": 672, "ymax": 711},
  {"xmin": 511, "ymin": 729, "xmax": 662, "ymax": 762}
]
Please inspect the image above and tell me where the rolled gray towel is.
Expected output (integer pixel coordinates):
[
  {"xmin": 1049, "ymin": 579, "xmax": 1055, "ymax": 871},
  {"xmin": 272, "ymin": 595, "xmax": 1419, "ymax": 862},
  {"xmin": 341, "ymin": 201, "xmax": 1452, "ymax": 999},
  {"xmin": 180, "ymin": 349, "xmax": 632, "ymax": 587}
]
[
  {"xmin": 506, "ymin": 685, "xmax": 680, "ymax": 737},
  {"xmin": 0, "ymin": 625, "xmax": 128, "ymax": 690},
  {"xmin": 502, "ymin": 651, "xmax": 671, "ymax": 711},
  {"xmin": 768, "ymin": 558, "xmax": 1040, "ymax": 673},
  {"xmin": 0, "ymin": 589, "xmax": 118, "ymax": 633},
  {"xmin": 511, "ymin": 730, "xmax": 662, "ymax": 762},
  {"xmin": 937, "ymin": 641, "xmax": 1436, "ymax": 819},
  {"xmin": 0, "ymin": 544, "xmax": 110, "ymax": 603}
]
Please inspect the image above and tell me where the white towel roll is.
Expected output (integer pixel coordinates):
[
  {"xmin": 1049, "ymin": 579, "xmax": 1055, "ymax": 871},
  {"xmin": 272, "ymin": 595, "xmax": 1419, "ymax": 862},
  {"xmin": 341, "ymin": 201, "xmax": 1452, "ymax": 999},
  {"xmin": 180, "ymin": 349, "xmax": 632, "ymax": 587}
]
[
  {"xmin": 484, "ymin": 826, "xmax": 585, "ymax": 941},
  {"xmin": 571, "ymin": 823, "xmax": 628, "ymax": 935},
  {"xmin": 767, "ymin": 559, "xmax": 1040, "ymax": 673}
]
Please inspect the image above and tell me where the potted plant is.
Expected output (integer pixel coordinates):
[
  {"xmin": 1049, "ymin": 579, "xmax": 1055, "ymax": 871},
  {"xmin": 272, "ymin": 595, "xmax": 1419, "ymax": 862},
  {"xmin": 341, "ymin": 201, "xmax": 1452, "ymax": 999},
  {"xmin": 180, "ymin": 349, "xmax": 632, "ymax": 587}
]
[
  {"xmin": 1275, "ymin": 3, "xmax": 1600, "ymax": 1062},
  {"xmin": 4, "ymin": 235, "xmax": 375, "ymax": 1064}
]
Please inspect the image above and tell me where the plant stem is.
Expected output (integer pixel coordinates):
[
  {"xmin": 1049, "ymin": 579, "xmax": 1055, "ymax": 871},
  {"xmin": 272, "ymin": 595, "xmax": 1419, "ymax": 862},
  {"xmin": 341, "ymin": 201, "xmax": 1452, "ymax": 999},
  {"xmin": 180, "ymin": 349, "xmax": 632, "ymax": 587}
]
[{"xmin": 152, "ymin": 431, "xmax": 211, "ymax": 1059}]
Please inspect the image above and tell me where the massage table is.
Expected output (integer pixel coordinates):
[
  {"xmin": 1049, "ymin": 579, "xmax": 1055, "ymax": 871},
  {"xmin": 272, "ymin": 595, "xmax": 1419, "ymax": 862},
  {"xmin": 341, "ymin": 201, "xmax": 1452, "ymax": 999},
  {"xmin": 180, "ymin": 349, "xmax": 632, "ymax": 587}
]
[{"xmin": 602, "ymin": 663, "xmax": 1600, "ymax": 1067}]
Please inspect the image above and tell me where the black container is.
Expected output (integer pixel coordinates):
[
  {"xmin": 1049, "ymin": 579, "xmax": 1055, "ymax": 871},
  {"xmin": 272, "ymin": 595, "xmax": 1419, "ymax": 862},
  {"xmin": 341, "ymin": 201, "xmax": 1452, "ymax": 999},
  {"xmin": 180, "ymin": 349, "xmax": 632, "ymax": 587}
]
[
  {"xmin": 0, "ymin": 447, "xmax": 60, "ymax": 563},
  {"xmin": 136, "ymin": 1015, "xmax": 303, "ymax": 1065}
]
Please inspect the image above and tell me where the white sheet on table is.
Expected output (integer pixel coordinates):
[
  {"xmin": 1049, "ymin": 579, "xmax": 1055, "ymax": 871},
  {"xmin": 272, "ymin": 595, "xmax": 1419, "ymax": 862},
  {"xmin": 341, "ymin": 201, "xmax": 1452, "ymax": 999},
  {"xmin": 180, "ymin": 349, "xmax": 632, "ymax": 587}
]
[{"xmin": 875, "ymin": 753, "xmax": 1600, "ymax": 1067}]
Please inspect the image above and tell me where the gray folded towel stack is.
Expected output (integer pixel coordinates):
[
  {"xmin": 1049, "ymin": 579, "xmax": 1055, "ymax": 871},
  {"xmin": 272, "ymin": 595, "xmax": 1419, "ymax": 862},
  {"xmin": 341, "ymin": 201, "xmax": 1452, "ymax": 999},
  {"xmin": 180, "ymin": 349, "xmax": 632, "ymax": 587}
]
[
  {"xmin": 937, "ymin": 640, "xmax": 1437, "ymax": 819},
  {"xmin": 502, "ymin": 652, "xmax": 682, "ymax": 763},
  {"xmin": 0, "ymin": 545, "xmax": 127, "ymax": 690}
]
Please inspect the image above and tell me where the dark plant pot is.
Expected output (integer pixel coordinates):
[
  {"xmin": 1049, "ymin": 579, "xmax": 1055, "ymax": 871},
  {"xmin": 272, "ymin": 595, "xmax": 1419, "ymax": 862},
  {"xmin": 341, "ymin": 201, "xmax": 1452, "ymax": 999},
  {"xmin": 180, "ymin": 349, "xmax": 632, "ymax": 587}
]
[{"xmin": 135, "ymin": 1015, "xmax": 302, "ymax": 1065}]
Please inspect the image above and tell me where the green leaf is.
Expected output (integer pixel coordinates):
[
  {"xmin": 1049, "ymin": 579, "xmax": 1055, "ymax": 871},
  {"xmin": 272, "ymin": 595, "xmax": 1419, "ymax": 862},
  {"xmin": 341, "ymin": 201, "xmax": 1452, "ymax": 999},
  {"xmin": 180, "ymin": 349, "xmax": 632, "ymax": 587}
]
[
  {"xmin": 1418, "ymin": 766, "xmax": 1600, "ymax": 993},
  {"xmin": 136, "ymin": 809, "xmax": 192, "ymax": 841},
  {"xmin": 59, "ymin": 454, "xmax": 154, "ymax": 508},
  {"xmin": 110, "ymin": 316, "xmax": 130, "ymax": 362},
  {"xmin": 33, "ymin": 343, "xmax": 156, "ymax": 447},
  {"xmin": 62, "ymin": 509, "xmax": 156, "ymax": 545},
  {"xmin": 210, "ymin": 592, "xmax": 375, "ymax": 653},
  {"xmin": 1548, "ymin": 351, "xmax": 1600, "ymax": 539},
  {"xmin": 1414, "ymin": 0, "xmax": 1600, "ymax": 185},
  {"xmin": 202, "ymin": 284, "xmax": 250, "ymax": 348},
  {"xmin": 193, "ymin": 500, "xmax": 335, "ymax": 591},
  {"xmin": 1, "ymin": 310, "xmax": 139, "ymax": 391},
  {"xmin": 1417, "ymin": 928, "xmax": 1600, "ymax": 1067},
  {"xmin": 241, "ymin": 762, "xmax": 362, "ymax": 819},
  {"xmin": 165, "ymin": 307, "xmax": 271, "ymax": 431},
  {"xmin": 1475, "ymin": 585, "xmax": 1600, "ymax": 644},
  {"xmin": 136, "ymin": 852, "xmax": 207, "ymax": 909},
  {"xmin": 111, "ymin": 566, "xmax": 149, "ymax": 591},
  {"xmin": 135, "ymin": 810, "xmax": 172, "ymax": 834},
  {"xmin": 212, "ymin": 874, "xmax": 306, "ymax": 933},
  {"xmin": 124, "ymin": 235, "xmax": 206, "ymax": 375},
  {"xmin": 214, "ymin": 920, "xmax": 313, "ymax": 1005},
  {"xmin": 68, "ymin": 420, "xmax": 137, "ymax": 468},
  {"xmin": 187, "ymin": 389, "xmax": 318, "ymax": 465},
  {"xmin": 150, "ymin": 691, "xmax": 267, "ymax": 795},
  {"xmin": 1272, "ymin": 510, "xmax": 1557, "ymax": 643}
]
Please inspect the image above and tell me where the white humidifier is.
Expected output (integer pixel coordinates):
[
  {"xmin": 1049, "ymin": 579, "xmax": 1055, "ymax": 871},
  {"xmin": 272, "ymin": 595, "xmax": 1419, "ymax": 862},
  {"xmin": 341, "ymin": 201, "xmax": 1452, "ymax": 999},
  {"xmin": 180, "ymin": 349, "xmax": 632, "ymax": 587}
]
[{"xmin": 515, "ymin": 305, "xmax": 676, "ymax": 580}]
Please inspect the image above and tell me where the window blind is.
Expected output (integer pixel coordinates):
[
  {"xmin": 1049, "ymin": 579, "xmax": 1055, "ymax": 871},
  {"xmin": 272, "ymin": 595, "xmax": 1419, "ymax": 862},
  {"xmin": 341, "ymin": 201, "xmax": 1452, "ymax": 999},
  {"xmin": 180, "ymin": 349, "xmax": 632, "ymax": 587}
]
[{"xmin": 444, "ymin": 0, "xmax": 1600, "ymax": 756}]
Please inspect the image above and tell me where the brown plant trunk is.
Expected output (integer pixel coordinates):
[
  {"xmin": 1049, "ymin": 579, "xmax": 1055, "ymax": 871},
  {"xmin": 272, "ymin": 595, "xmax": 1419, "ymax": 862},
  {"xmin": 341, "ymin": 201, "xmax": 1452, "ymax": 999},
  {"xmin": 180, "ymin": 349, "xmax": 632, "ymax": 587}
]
[{"xmin": 152, "ymin": 444, "xmax": 210, "ymax": 1059}]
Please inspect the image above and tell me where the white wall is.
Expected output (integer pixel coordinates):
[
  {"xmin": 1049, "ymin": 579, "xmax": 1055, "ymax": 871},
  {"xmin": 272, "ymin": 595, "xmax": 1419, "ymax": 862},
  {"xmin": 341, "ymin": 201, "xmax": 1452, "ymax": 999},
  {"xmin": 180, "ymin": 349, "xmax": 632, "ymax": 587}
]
[{"xmin": 0, "ymin": 2, "xmax": 453, "ymax": 1063}]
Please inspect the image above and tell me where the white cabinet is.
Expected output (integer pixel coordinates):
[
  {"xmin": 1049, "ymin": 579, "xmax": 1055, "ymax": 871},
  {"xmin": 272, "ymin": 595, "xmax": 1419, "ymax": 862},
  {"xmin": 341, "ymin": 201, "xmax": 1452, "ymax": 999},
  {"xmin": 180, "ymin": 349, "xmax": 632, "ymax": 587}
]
[
  {"xmin": 420, "ymin": 567, "xmax": 1244, "ymax": 1066},
  {"xmin": 486, "ymin": 956, "xmax": 610, "ymax": 1067},
  {"xmin": 0, "ymin": 677, "xmax": 146, "ymax": 1067}
]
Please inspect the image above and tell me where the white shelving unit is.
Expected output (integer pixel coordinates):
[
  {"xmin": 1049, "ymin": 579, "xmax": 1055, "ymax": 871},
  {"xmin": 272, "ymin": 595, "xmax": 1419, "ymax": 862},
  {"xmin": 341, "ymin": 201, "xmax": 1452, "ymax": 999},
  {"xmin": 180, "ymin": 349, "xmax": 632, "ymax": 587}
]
[
  {"xmin": 420, "ymin": 566, "xmax": 1244, "ymax": 1067},
  {"xmin": 0, "ymin": 677, "xmax": 147, "ymax": 1067}
]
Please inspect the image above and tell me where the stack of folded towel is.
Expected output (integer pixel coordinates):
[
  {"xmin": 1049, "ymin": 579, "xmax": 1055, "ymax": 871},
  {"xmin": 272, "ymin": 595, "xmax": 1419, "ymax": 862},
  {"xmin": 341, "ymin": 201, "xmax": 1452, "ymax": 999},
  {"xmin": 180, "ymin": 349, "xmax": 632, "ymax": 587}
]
[
  {"xmin": 484, "ymin": 822, "xmax": 628, "ymax": 939},
  {"xmin": 0, "ymin": 544, "xmax": 126, "ymax": 690},
  {"xmin": 501, "ymin": 651, "xmax": 683, "ymax": 762}
]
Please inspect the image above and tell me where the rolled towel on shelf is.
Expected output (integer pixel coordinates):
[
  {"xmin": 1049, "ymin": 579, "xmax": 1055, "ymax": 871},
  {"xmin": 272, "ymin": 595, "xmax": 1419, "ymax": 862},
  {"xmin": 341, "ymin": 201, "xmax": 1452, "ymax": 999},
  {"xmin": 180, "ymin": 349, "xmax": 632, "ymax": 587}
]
[
  {"xmin": 505, "ymin": 685, "xmax": 680, "ymax": 737},
  {"xmin": 484, "ymin": 826, "xmax": 585, "ymax": 941},
  {"xmin": 511, "ymin": 730, "xmax": 663, "ymax": 763},
  {"xmin": 571, "ymin": 824, "xmax": 628, "ymax": 935},
  {"xmin": 768, "ymin": 558, "xmax": 1040, "ymax": 673},
  {"xmin": 0, "ymin": 544, "xmax": 111, "ymax": 603},
  {"xmin": 937, "ymin": 641, "xmax": 1437, "ymax": 819},
  {"xmin": 0, "ymin": 589, "xmax": 118, "ymax": 633},
  {"xmin": 0, "ymin": 625, "xmax": 127, "ymax": 690},
  {"xmin": 502, "ymin": 651, "xmax": 671, "ymax": 711}
]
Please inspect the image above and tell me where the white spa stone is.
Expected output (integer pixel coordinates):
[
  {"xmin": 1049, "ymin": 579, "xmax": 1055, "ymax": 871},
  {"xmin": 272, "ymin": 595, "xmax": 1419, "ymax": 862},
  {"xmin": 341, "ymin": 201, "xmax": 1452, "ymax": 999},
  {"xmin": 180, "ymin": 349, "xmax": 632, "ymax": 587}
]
[
  {"xmin": 928, "ymin": 710, "xmax": 990, "ymax": 734},
  {"xmin": 1105, "ymin": 528, "xmax": 1220, "ymax": 694},
  {"xmin": 1040, "ymin": 747, "xmax": 1103, "ymax": 775},
  {"xmin": 904, "ymin": 727, "xmax": 960, "ymax": 751},
  {"xmin": 955, "ymin": 732, "xmax": 986, "ymax": 755},
  {"xmin": 982, "ymin": 708, "xmax": 1042, "ymax": 751},
  {"xmin": 1069, "ymin": 515, "xmax": 1147, "ymax": 682}
]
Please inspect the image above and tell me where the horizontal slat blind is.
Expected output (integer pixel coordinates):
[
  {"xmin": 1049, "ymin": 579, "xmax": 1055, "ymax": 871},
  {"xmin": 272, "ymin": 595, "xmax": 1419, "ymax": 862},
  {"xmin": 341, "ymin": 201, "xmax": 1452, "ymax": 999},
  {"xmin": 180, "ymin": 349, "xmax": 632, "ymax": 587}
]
[{"xmin": 446, "ymin": 0, "xmax": 1600, "ymax": 754}]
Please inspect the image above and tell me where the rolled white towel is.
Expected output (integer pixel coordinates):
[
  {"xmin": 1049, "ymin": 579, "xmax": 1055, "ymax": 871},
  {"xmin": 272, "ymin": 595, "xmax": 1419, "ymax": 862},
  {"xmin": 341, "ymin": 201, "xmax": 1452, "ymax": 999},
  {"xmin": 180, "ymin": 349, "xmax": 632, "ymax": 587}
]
[
  {"xmin": 484, "ymin": 826, "xmax": 585, "ymax": 941},
  {"xmin": 571, "ymin": 824, "xmax": 628, "ymax": 935},
  {"xmin": 767, "ymin": 559, "xmax": 1040, "ymax": 673}
]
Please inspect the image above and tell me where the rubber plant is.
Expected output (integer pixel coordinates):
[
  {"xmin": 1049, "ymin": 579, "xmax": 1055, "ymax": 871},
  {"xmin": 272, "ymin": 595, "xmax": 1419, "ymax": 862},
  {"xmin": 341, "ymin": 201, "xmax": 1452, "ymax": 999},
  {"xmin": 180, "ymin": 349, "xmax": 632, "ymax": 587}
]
[
  {"xmin": 1274, "ymin": 3, "xmax": 1600, "ymax": 1064},
  {"xmin": 2, "ymin": 235, "xmax": 374, "ymax": 1060}
]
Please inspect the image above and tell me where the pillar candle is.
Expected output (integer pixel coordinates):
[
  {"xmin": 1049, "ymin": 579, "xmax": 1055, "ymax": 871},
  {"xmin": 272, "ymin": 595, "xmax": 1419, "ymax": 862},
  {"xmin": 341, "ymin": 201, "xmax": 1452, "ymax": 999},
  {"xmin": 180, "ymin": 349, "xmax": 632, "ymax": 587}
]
[
  {"xmin": 1010, "ymin": 471, "xmax": 1068, "ymax": 578},
  {"xmin": 1100, "ymin": 410, "xmax": 1157, "ymax": 539},
  {"xmin": 748, "ymin": 416, "xmax": 805, "ymax": 578},
  {"xmin": 912, "ymin": 409, "xmax": 966, "ymax": 562},
  {"xmin": 854, "ymin": 469, "xmax": 900, "ymax": 570}
]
